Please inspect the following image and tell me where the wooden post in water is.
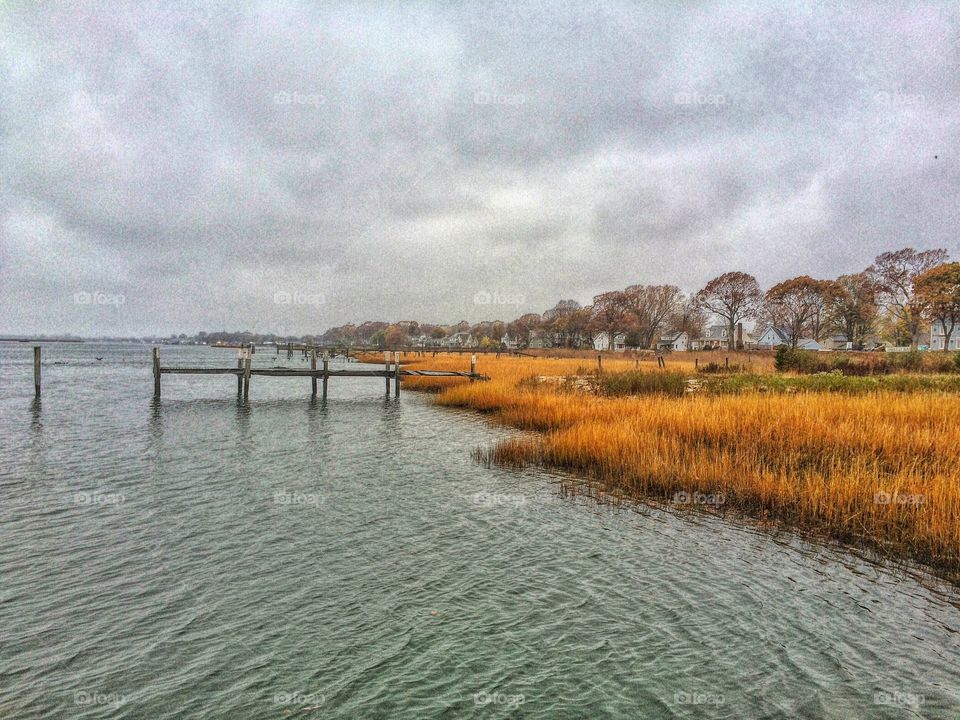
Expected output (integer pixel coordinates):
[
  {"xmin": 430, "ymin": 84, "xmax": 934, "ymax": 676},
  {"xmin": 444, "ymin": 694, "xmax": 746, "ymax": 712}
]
[
  {"xmin": 310, "ymin": 349, "xmax": 318, "ymax": 397},
  {"xmin": 243, "ymin": 347, "xmax": 252, "ymax": 399},
  {"xmin": 322, "ymin": 351, "xmax": 329, "ymax": 399},
  {"xmin": 237, "ymin": 350, "xmax": 243, "ymax": 395},
  {"xmin": 470, "ymin": 353, "xmax": 477, "ymax": 382},
  {"xmin": 34, "ymin": 346, "xmax": 42, "ymax": 397},
  {"xmin": 394, "ymin": 352, "xmax": 401, "ymax": 397},
  {"xmin": 384, "ymin": 351, "xmax": 391, "ymax": 395},
  {"xmin": 152, "ymin": 347, "xmax": 160, "ymax": 397}
]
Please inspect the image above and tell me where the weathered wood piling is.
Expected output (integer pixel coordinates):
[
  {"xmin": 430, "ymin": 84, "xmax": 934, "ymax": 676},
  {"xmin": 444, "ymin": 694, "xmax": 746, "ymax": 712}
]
[
  {"xmin": 34, "ymin": 346, "xmax": 41, "ymax": 397},
  {"xmin": 394, "ymin": 352, "xmax": 401, "ymax": 397},
  {"xmin": 322, "ymin": 351, "xmax": 329, "ymax": 398}
]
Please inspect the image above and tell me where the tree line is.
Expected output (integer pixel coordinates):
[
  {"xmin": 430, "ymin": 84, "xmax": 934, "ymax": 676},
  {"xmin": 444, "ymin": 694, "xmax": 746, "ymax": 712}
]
[{"xmin": 316, "ymin": 246, "xmax": 958, "ymax": 351}]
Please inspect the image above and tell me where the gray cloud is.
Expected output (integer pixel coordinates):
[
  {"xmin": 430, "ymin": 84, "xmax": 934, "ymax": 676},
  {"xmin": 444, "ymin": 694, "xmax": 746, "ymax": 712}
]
[{"xmin": 1, "ymin": 0, "xmax": 958, "ymax": 335}]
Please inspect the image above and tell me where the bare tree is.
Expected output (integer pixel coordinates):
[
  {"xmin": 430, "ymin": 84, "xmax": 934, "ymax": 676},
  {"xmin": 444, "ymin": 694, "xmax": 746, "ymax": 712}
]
[
  {"xmin": 506, "ymin": 313, "xmax": 542, "ymax": 346},
  {"xmin": 763, "ymin": 276, "xmax": 827, "ymax": 348},
  {"xmin": 590, "ymin": 291, "xmax": 630, "ymax": 349},
  {"xmin": 622, "ymin": 284, "xmax": 685, "ymax": 348},
  {"xmin": 667, "ymin": 299, "xmax": 707, "ymax": 343},
  {"xmin": 824, "ymin": 272, "xmax": 879, "ymax": 350},
  {"xmin": 868, "ymin": 247, "xmax": 949, "ymax": 348},
  {"xmin": 543, "ymin": 299, "xmax": 582, "ymax": 347},
  {"xmin": 693, "ymin": 272, "xmax": 763, "ymax": 350}
]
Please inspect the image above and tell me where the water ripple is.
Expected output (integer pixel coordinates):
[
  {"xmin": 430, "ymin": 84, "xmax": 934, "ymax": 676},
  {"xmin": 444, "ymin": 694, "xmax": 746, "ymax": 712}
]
[{"xmin": 1, "ymin": 345, "xmax": 958, "ymax": 718}]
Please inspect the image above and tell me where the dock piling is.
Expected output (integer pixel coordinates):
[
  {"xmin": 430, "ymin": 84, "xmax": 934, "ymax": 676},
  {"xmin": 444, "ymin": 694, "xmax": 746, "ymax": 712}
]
[
  {"xmin": 322, "ymin": 351, "xmax": 329, "ymax": 399},
  {"xmin": 152, "ymin": 347, "xmax": 160, "ymax": 397},
  {"xmin": 243, "ymin": 347, "xmax": 252, "ymax": 399},
  {"xmin": 384, "ymin": 351, "xmax": 391, "ymax": 395},
  {"xmin": 34, "ymin": 346, "xmax": 42, "ymax": 397},
  {"xmin": 310, "ymin": 349, "xmax": 318, "ymax": 397},
  {"xmin": 394, "ymin": 351, "xmax": 401, "ymax": 397},
  {"xmin": 237, "ymin": 350, "xmax": 243, "ymax": 395}
]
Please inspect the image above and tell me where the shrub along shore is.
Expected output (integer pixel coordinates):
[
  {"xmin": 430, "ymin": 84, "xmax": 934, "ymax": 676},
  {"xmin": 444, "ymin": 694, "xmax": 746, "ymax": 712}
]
[{"xmin": 392, "ymin": 351, "xmax": 960, "ymax": 582}]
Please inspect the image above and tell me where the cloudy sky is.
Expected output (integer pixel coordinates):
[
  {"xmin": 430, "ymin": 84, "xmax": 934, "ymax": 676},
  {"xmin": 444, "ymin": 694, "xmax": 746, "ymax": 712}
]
[{"xmin": 1, "ymin": 1, "xmax": 958, "ymax": 336}]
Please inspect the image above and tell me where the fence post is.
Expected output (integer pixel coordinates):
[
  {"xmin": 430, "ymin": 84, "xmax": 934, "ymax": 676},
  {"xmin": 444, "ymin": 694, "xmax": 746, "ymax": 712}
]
[{"xmin": 470, "ymin": 353, "xmax": 477, "ymax": 381}]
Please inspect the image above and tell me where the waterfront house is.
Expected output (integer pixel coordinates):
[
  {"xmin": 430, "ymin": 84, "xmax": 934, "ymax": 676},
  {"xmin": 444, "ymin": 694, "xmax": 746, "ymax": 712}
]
[
  {"xmin": 930, "ymin": 321, "xmax": 959, "ymax": 351},
  {"xmin": 527, "ymin": 330, "xmax": 552, "ymax": 349},
  {"xmin": 756, "ymin": 326, "xmax": 824, "ymax": 351},
  {"xmin": 825, "ymin": 334, "xmax": 853, "ymax": 351},
  {"xmin": 446, "ymin": 331, "xmax": 475, "ymax": 348},
  {"xmin": 657, "ymin": 331, "xmax": 689, "ymax": 352},
  {"xmin": 690, "ymin": 324, "xmax": 730, "ymax": 350},
  {"xmin": 593, "ymin": 331, "xmax": 626, "ymax": 352}
]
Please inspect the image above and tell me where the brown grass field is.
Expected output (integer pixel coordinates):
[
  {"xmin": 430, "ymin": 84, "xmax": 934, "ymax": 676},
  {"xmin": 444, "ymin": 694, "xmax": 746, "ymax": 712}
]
[{"xmin": 375, "ymin": 350, "xmax": 960, "ymax": 581}]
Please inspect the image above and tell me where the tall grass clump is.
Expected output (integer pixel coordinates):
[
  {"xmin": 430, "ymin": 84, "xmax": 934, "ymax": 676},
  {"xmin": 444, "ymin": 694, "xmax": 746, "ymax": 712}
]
[{"xmin": 597, "ymin": 370, "xmax": 688, "ymax": 396}]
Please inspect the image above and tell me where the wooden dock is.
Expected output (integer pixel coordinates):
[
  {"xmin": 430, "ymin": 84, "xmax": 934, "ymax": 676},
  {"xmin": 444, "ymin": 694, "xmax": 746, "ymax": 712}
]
[
  {"xmin": 20, "ymin": 345, "xmax": 487, "ymax": 400},
  {"xmin": 153, "ymin": 347, "xmax": 486, "ymax": 399}
]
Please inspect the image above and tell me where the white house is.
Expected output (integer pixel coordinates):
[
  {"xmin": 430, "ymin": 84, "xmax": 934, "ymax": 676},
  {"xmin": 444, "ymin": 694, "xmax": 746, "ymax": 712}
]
[
  {"xmin": 527, "ymin": 330, "xmax": 552, "ymax": 349},
  {"xmin": 413, "ymin": 333, "xmax": 442, "ymax": 348},
  {"xmin": 446, "ymin": 332, "xmax": 475, "ymax": 348},
  {"xmin": 756, "ymin": 326, "xmax": 824, "ymax": 351},
  {"xmin": 500, "ymin": 334, "xmax": 519, "ymax": 350},
  {"xmin": 593, "ymin": 331, "xmax": 626, "ymax": 352},
  {"xmin": 690, "ymin": 324, "xmax": 730, "ymax": 350},
  {"xmin": 930, "ymin": 320, "xmax": 960, "ymax": 351},
  {"xmin": 657, "ymin": 331, "xmax": 689, "ymax": 352}
]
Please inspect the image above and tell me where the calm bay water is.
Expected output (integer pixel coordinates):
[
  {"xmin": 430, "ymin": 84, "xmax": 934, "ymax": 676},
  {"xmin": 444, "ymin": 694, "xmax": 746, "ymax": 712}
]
[{"xmin": 1, "ymin": 343, "xmax": 958, "ymax": 719}]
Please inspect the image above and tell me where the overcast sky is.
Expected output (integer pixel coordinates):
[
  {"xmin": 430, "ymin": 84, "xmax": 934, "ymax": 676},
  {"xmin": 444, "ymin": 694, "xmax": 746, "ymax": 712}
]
[{"xmin": 1, "ymin": 1, "xmax": 958, "ymax": 336}]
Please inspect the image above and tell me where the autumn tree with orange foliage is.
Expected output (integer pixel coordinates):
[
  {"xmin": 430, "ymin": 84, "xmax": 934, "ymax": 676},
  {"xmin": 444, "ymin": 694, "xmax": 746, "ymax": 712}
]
[{"xmin": 914, "ymin": 262, "xmax": 960, "ymax": 351}]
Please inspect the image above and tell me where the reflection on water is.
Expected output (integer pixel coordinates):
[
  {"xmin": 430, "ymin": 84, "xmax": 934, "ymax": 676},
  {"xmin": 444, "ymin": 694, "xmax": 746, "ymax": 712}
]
[
  {"xmin": 29, "ymin": 398, "xmax": 42, "ymax": 433},
  {"xmin": 0, "ymin": 343, "xmax": 958, "ymax": 719}
]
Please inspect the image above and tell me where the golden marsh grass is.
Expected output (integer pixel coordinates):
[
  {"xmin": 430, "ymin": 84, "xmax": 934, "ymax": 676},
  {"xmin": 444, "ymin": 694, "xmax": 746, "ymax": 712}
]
[{"xmin": 394, "ymin": 352, "xmax": 960, "ymax": 578}]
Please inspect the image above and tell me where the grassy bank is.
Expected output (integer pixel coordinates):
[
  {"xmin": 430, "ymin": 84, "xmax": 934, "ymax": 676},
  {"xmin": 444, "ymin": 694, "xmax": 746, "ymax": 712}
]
[{"xmin": 398, "ymin": 353, "xmax": 960, "ymax": 581}]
